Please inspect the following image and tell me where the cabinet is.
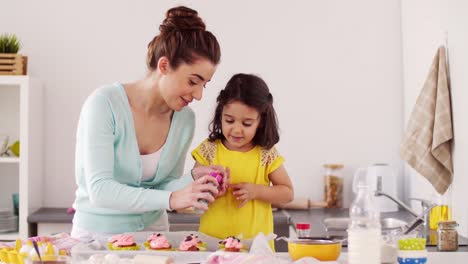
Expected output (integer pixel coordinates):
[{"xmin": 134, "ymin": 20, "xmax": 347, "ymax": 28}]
[{"xmin": 0, "ymin": 76, "xmax": 42, "ymax": 240}]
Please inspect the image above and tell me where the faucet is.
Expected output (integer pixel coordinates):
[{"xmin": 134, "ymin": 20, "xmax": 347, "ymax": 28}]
[
  {"xmin": 374, "ymin": 175, "xmax": 418, "ymax": 217},
  {"xmin": 374, "ymin": 175, "xmax": 436, "ymax": 237}
]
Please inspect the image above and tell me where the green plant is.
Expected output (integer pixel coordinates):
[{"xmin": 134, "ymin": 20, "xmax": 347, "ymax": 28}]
[
  {"xmin": 0, "ymin": 137, "xmax": 20, "ymax": 157},
  {"xmin": 0, "ymin": 33, "xmax": 21, "ymax": 53}
]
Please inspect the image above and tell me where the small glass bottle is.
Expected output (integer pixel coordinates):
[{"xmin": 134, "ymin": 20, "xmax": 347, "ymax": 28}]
[
  {"xmin": 323, "ymin": 164, "xmax": 344, "ymax": 208},
  {"xmin": 429, "ymin": 192, "xmax": 452, "ymax": 230},
  {"xmin": 295, "ymin": 223, "xmax": 310, "ymax": 238},
  {"xmin": 437, "ymin": 220, "xmax": 459, "ymax": 251}
]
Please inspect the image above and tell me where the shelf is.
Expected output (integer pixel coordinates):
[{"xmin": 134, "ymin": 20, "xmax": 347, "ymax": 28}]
[
  {"xmin": 0, "ymin": 75, "xmax": 29, "ymax": 85},
  {"xmin": 0, "ymin": 231, "xmax": 18, "ymax": 241},
  {"xmin": 0, "ymin": 157, "xmax": 19, "ymax": 163}
]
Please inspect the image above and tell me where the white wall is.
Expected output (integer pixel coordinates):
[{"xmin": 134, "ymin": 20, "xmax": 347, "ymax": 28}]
[
  {"xmin": 401, "ymin": 0, "xmax": 468, "ymax": 235},
  {"xmin": 0, "ymin": 0, "xmax": 404, "ymax": 209},
  {"xmin": 447, "ymin": 0, "xmax": 468, "ymax": 238},
  {"xmin": 401, "ymin": 0, "xmax": 449, "ymax": 208}
]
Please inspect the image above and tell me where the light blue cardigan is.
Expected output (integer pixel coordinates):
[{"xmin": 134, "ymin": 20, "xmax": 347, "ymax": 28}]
[{"xmin": 72, "ymin": 83, "xmax": 194, "ymax": 233}]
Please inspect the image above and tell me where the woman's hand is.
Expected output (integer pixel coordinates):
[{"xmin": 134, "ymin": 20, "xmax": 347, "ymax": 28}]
[
  {"xmin": 192, "ymin": 164, "xmax": 230, "ymax": 197},
  {"xmin": 230, "ymin": 182, "xmax": 258, "ymax": 208},
  {"xmin": 169, "ymin": 175, "xmax": 219, "ymax": 211}
]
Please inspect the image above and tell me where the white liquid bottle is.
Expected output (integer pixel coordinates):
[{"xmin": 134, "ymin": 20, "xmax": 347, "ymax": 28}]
[{"xmin": 347, "ymin": 167, "xmax": 381, "ymax": 264}]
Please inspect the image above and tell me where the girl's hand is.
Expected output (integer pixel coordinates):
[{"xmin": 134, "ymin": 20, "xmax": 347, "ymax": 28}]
[
  {"xmin": 169, "ymin": 175, "xmax": 219, "ymax": 211},
  {"xmin": 230, "ymin": 182, "xmax": 258, "ymax": 208},
  {"xmin": 217, "ymin": 167, "xmax": 230, "ymax": 197},
  {"xmin": 192, "ymin": 164, "xmax": 230, "ymax": 197},
  {"xmin": 191, "ymin": 165, "xmax": 224, "ymax": 180}
]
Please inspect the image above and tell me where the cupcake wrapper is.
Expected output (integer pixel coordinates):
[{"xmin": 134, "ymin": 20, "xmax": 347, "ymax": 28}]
[
  {"xmin": 107, "ymin": 243, "xmax": 140, "ymax": 251},
  {"xmin": 177, "ymin": 247, "xmax": 206, "ymax": 252}
]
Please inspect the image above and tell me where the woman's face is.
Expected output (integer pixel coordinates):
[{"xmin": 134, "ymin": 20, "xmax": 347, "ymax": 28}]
[
  {"xmin": 159, "ymin": 58, "xmax": 216, "ymax": 111},
  {"xmin": 221, "ymin": 101, "xmax": 261, "ymax": 152}
]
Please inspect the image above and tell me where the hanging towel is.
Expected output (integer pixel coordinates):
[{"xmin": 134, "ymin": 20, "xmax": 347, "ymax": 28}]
[{"xmin": 400, "ymin": 46, "xmax": 453, "ymax": 194}]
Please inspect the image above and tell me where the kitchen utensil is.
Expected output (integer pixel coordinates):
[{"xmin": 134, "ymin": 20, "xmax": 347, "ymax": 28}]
[
  {"xmin": 277, "ymin": 237, "xmax": 342, "ymax": 261},
  {"xmin": 403, "ymin": 205, "xmax": 434, "ymax": 235},
  {"xmin": 32, "ymin": 240, "xmax": 43, "ymax": 263}
]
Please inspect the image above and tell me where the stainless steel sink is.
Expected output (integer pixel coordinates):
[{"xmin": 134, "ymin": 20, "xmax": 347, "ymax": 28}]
[{"xmin": 322, "ymin": 217, "xmax": 407, "ymax": 231}]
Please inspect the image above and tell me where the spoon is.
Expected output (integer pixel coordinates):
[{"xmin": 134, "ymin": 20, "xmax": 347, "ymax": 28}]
[{"xmin": 32, "ymin": 240, "xmax": 43, "ymax": 264}]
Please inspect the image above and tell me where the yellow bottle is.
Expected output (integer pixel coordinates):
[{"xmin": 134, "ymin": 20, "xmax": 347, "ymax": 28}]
[{"xmin": 429, "ymin": 193, "xmax": 452, "ymax": 230}]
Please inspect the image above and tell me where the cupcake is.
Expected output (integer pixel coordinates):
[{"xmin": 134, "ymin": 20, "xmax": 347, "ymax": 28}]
[
  {"xmin": 219, "ymin": 236, "xmax": 244, "ymax": 252},
  {"xmin": 178, "ymin": 235, "xmax": 206, "ymax": 251},
  {"xmin": 107, "ymin": 234, "xmax": 140, "ymax": 250},
  {"xmin": 144, "ymin": 233, "xmax": 173, "ymax": 251}
]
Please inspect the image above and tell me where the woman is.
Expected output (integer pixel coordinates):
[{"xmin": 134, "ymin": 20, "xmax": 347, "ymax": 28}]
[{"xmin": 71, "ymin": 6, "xmax": 225, "ymax": 241}]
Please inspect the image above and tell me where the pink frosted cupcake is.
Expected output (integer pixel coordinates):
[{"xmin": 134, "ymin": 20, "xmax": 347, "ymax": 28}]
[
  {"xmin": 178, "ymin": 234, "xmax": 206, "ymax": 251},
  {"xmin": 144, "ymin": 233, "xmax": 173, "ymax": 251},
  {"xmin": 219, "ymin": 236, "xmax": 244, "ymax": 252},
  {"xmin": 107, "ymin": 234, "xmax": 140, "ymax": 250}
]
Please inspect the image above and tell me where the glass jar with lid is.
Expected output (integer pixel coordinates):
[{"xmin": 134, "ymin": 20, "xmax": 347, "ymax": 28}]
[
  {"xmin": 323, "ymin": 164, "xmax": 344, "ymax": 208},
  {"xmin": 437, "ymin": 220, "xmax": 458, "ymax": 251}
]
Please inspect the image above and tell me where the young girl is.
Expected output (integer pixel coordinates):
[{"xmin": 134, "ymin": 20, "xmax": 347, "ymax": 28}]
[{"xmin": 191, "ymin": 73, "xmax": 294, "ymax": 249}]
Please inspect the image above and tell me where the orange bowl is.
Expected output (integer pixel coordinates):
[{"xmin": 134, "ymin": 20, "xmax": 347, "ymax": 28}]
[{"xmin": 287, "ymin": 238, "xmax": 342, "ymax": 261}]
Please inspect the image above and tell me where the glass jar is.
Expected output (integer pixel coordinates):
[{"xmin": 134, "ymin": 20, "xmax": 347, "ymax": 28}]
[
  {"xmin": 437, "ymin": 220, "xmax": 458, "ymax": 251},
  {"xmin": 323, "ymin": 164, "xmax": 344, "ymax": 208}
]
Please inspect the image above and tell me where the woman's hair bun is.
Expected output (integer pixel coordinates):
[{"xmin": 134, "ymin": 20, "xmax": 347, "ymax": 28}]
[{"xmin": 160, "ymin": 6, "xmax": 206, "ymax": 33}]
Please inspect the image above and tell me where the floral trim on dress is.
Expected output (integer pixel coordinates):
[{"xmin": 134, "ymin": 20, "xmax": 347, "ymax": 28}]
[
  {"xmin": 199, "ymin": 140, "xmax": 217, "ymax": 164},
  {"xmin": 261, "ymin": 147, "xmax": 279, "ymax": 167}
]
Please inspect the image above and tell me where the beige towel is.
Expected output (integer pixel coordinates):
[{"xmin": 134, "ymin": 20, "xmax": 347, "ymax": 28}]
[{"xmin": 400, "ymin": 46, "xmax": 453, "ymax": 194}]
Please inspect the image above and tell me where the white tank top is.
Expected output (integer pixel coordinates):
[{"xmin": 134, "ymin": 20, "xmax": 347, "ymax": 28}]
[{"xmin": 140, "ymin": 146, "xmax": 164, "ymax": 182}]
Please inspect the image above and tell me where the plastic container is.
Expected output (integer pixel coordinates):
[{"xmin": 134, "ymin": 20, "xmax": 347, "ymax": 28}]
[
  {"xmin": 347, "ymin": 167, "xmax": 381, "ymax": 264},
  {"xmin": 323, "ymin": 164, "xmax": 344, "ymax": 208},
  {"xmin": 437, "ymin": 220, "xmax": 458, "ymax": 251},
  {"xmin": 295, "ymin": 223, "xmax": 311, "ymax": 238},
  {"xmin": 397, "ymin": 250, "xmax": 427, "ymax": 264}
]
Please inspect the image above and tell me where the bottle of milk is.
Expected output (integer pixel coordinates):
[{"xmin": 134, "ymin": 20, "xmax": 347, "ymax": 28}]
[{"xmin": 347, "ymin": 168, "xmax": 381, "ymax": 264}]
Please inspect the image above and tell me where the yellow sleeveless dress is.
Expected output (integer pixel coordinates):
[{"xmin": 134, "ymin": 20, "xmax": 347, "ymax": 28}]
[{"xmin": 191, "ymin": 139, "xmax": 284, "ymax": 250}]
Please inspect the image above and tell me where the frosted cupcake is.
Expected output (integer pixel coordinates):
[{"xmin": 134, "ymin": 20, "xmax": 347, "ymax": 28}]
[
  {"xmin": 178, "ymin": 235, "xmax": 206, "ymax": 251},
  {"xmin": 107, "ymin": 234, "xmax": 140, "ymax": 250},
  {"xmin": 144, "ymin": 233, "xmax": 173, "ymax": 251},
  {"xmin": 219, "ymin": 236, "xmax": 244, "ymax": 252}
]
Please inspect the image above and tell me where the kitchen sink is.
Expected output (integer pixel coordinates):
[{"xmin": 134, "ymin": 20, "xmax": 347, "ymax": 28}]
[{"xmin": 322, "ymin": 217, "xmax": 407, "ymax": 231}]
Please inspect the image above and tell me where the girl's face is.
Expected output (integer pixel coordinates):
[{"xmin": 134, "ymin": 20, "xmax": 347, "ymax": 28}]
[
  {"xmin": 221, "ymin": 101, "xmax": 261, "ymax": 152},
  {"xmin": 159, "ymin": 58, "xmax": 216, "ymax": 111}
]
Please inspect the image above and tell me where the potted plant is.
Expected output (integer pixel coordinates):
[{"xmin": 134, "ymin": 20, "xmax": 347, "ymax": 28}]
[{"xmin": 0, "ymin": 33, "xmax": 27, "ymax": 75}]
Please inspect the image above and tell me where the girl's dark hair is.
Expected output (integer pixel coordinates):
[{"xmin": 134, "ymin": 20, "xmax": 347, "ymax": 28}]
[
  {"xmin": 209, "ymin": 73, "xmax": 280, "ymax": 150},
  {"xmin": 146, "ymin": 6, "xmax": 221, "ymax": 70}
]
